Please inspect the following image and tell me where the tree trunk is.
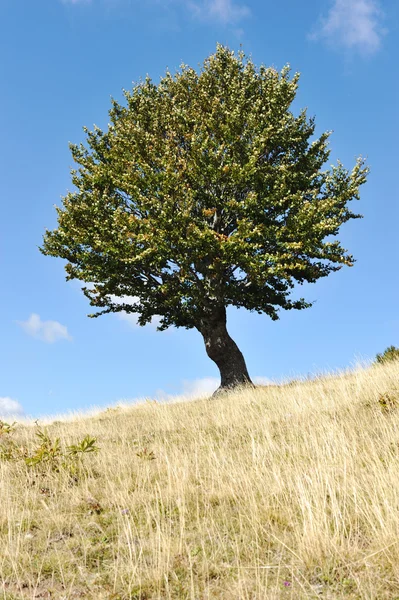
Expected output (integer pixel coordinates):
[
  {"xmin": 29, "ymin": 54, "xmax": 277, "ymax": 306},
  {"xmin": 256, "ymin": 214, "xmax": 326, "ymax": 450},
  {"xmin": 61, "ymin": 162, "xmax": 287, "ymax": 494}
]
[{"xmin": 197, "ymin": 306, "xmax": 254, "ymax": 395}]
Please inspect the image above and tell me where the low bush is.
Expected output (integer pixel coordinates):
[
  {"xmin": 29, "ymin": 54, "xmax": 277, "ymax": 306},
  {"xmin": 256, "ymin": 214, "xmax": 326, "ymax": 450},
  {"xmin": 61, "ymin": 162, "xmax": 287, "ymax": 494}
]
[
  {"xmin": 376, "ymin": 345, "xmax": 399, "ymax": 364},
  {"xmin": 0, "ymin": 420, "xmax": 99, "ymax": 473}
]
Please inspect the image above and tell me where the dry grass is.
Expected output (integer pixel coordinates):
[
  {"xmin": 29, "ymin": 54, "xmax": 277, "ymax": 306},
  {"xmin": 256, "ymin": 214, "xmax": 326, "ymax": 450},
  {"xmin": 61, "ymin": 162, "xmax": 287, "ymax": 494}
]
[{"xmin": 1, "ymin": 361, "xmax": 399, "ymax": 599}]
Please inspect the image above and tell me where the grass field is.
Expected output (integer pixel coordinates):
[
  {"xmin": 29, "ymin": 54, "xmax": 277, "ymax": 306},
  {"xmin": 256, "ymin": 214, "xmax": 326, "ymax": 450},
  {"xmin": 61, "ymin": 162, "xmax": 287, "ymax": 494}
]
[{"xmin": 1, "ymin": 360, "xmax": 399, "ymax": 599}]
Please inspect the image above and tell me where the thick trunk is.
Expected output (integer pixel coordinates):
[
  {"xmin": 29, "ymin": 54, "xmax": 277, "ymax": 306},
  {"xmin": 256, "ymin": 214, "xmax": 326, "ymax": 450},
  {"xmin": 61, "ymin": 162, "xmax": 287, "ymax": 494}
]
[{"xmin": 198, "ymin": 306, "xmax": 254, "ymax": 394}]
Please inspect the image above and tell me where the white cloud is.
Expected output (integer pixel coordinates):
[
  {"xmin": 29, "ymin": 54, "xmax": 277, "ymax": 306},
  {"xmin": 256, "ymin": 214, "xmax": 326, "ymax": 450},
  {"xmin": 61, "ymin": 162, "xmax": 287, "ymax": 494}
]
[
  {"xmin": 155, "ymin": 377, "xmax": 218, "ymax": 400},
  {"xmin": 18, "ymin": 314, "xmax": 72, "ymax": 344},
  {"xmin": 60, "ymin": 0, "xmax": 250, "ymax": 22},
  {"xmin": 110, "ymin": 295, "xmax": 162, "ymax": 329},
  {"xmin": 117, "ymin": 311, "xmax": 162, "ymax": 329},
  {"xmin": 69, "ymin": 287, "xmax": 162, "ymax": 331},
  {"xmin": 182, "ymin": 376, "xmax": 220, "ymax": 397},
  {"xmin": 156, "ymin": 374, "xmax": 272, "ymax": 401},
  {"xmin": 311, "ymin": 0, "xmax": 385, "ymax": 55},
  {"xmin": 0, "ymin": 398, "xmax": 24, "ymax": 418},
  {"xmin": 253, "ymin": 376, "xmax": 272, "ymax": 386},
  {"xmin": 189, "ymin": 0, "xmax": 250, "ymax": 24}
]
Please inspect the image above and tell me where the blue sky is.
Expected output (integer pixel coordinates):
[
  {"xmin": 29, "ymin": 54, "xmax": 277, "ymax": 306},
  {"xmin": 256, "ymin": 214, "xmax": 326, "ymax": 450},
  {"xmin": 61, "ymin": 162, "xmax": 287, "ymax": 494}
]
[{"xmin": 1, "ymin": 0, "xmax": 398, "ymax": 418}]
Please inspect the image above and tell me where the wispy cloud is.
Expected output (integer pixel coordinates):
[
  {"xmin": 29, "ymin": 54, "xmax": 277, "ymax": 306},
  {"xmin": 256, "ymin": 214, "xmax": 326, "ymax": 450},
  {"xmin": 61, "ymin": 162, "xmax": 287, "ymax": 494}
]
[
  {"xmin": 154, "ymin": 377, "xmax": 218, "ymax": 401},
  {"xmin": 62, "ymin": 0, "xmax": 91, "ymax": 4},
  {"xmin": 69, "ymin": 286, "xmax": 162, "ymax": 331},
  {"xmin": 155, "ymin": 375, "xmax": 272, "ymax": 401},
  {"xmin": 60, "ymin": 0, "xmax": 250, "ymax": 25},
  {"xmin": 18, "ymin": 314, "xmax": 72, "ymax": 343},
  {"xmin": 180, "ymin": 376, "xmax": 219, "ymax": 398},
  {"xmin": 253, "ymin": 376, "xmax": 272, "ymax": 386},
  {"xmin": 117, "ymin": 311, "xmax": 162, "ymax": 330},
  {"xmin": 311, "ymin": 0, "xmax": 385, "ymax": 56},
  {"xmin": 0, "ymin": 397, "xmax": 24, "ymax": 418},
  {"xmin": 109, "ymin": 295, "xmax": 162, "ymax": 330},
  {"xmin": 189, "ymin": 0, "xmax": 250, "ymax": 24}
]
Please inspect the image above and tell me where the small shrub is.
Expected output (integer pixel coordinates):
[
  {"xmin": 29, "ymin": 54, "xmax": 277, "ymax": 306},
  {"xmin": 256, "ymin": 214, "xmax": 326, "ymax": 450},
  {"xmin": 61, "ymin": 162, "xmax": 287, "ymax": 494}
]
[
  {"xmin": 136, "ymin": 447, "xmax": 156, "ymax": 460},
  {"xmin": 0, "ymin": 421, "xmax": 17, "ymax": 436},
  {"xmin": 85, "ymin": 496, "xmax": 103, "ymax": 515},
  {"xmin": 67, "ymin": 435, "xmax": 99, "ymax": 457},
  {"xmin": 25, "ymin": 430, "xmax": 62, "ymax": 469},
  {"xmin": 375, "ymin": 345, "xmax": 399, "ymax": 364},
  {"xmin": 0, "ymin": 422, "xmax": 99, "ymax": 474},
  {"xmin": 378, "ymin": 392, "xmax": 399, "ymax": 414},
  {"xmin": 0, "ymin": 441, "xmax": 23, "ymax": 462},
  {"xmin": 0, "ymin": 421, "xmax": 23, "ymax": 461}
]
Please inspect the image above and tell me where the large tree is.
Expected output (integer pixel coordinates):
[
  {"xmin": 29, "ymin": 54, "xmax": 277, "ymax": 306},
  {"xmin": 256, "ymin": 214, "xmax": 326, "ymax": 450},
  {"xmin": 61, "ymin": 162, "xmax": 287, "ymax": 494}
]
[{"xmin": 41, "ymin": 45, "xmax": 368, "ymax": 393}]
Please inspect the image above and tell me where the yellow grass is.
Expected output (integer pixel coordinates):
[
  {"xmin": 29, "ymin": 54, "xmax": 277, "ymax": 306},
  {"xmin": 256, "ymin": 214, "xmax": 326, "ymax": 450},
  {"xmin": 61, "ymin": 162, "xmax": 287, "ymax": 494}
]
[{"xmin": 1, "ymin": 361, "xmax": 399, "ymax": 599}]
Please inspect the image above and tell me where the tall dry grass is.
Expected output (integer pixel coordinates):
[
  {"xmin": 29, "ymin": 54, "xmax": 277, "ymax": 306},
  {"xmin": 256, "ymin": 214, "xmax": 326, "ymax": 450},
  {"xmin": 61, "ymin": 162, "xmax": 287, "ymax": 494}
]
[{"xmin": 1, "ymin": 361, "xmax": 399, "ymax": 599}]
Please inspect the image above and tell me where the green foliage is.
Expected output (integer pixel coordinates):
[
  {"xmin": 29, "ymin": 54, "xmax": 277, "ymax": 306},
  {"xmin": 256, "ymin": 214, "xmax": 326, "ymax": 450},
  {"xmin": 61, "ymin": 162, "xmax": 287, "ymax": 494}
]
[
  {"xmin": 0, "ymin": 420, "xmax": 17, "ymax": 436},
  {"xmin": 41, "ymin": 45, "xmax": 369, "ymax": 331},
  {"xmin": 0, "ymin": 421, "xmax": 24, "ymax": 461},
  {"xmin": 25, "ymin": 429, "xmax": 62, "ymax": 468},
  {"xmin": 0, "ymin": 422, "xmax": 99, "ymax": 472},
  {"xmin": 67, "ymin": 434, "xmax": 100, "ymax": 456},
  {"xmin": 375, "ymin": 345, "xmax": 399, "ymax": 365}
]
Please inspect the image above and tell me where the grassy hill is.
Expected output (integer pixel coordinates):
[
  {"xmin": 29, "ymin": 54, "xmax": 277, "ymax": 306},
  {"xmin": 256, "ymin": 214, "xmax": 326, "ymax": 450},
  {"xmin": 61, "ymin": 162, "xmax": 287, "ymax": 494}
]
[{"xmin": 1, "ymin": 361, "xmax": 399, "ymax": 599}]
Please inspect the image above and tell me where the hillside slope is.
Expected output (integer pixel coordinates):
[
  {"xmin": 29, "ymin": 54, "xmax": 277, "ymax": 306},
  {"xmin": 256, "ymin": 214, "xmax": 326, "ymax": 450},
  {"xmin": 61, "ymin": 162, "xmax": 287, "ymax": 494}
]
[{"xmin": 1, "ymin": 361, "xmax": 399, "ymax": 599}]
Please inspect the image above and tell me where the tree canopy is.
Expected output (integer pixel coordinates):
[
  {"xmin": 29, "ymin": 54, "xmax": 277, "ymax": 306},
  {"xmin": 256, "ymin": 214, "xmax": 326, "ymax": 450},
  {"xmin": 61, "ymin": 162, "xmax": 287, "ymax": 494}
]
[{"xmin": 41, "ymin": 45, "xmax": 369, "ymax": 390}]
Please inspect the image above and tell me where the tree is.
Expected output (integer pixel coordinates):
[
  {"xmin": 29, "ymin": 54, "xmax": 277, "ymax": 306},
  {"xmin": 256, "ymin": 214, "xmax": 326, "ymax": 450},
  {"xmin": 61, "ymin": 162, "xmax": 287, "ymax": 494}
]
[{"xmin": 41, "ymin": 45, "xmax": 369, "ymax": 393}]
